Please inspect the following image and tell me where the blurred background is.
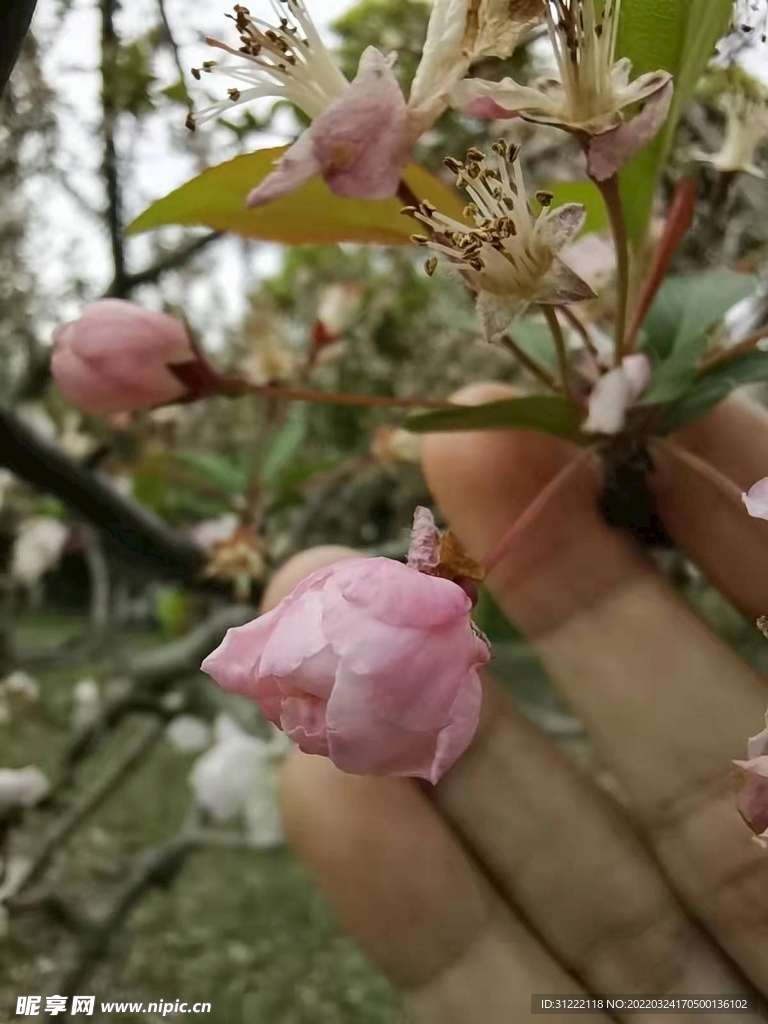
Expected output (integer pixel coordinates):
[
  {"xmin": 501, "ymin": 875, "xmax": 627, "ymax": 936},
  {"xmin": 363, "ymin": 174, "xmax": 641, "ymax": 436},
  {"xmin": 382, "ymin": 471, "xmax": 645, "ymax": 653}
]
[{"xmin": 2, "ymin": 0, "xmax": 768, "ymax": 1020}]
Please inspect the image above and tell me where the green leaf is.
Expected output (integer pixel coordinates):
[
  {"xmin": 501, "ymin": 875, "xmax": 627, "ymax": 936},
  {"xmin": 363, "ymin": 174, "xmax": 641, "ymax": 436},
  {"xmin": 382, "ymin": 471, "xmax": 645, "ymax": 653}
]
[
  {"xmin": 406, "ymin": 395, "xmax": 582, "ymax": 438},
  {"xmin": 617, "ymin": 0, "xmax": 732, "ymax": 246},
  {"xmin": 641, "ymin": 271, "xmax": 757, "ymax": 404},
  {"xmin": 509, "ymin": 317, "xmax": 558, "ymax": 370},
  {"xmin": 540, "ymin": 179, "xmax": 609, "ymax": 236},
  {"xmin": 175, "ymin": 451, "xmax": 250, "ymax": 495},
  {"xmin": 128, "ymin": 149, "xmax": 466, "ymax": 246},
  {"xmin": 260, "ymin": 410, "xmax": 307, "ymax": 488},
  {"xmin": 660, "ymin": 351, "xmax": 768, "ymax": 432}
]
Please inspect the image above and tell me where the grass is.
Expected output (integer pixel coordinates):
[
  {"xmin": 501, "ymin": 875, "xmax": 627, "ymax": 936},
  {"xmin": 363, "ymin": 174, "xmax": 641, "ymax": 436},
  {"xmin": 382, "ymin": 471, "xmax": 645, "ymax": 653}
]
[{"xmin": 0, "ymin": 617, "xmax": 402, "ymax": 1024}]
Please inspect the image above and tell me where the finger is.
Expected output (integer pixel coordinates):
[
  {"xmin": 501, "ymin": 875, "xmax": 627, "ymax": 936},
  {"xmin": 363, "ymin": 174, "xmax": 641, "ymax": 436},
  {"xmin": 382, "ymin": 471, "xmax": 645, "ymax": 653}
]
[
  {"xmin": 280, "ymin": 752, "xmax": 606, "ymax": 1023},
  {"xmin": 651, "ymin": 398, "xmax": 768, "ymax": 620},
  {"xmin": 265, "ymin": 548, "xmax": 755, "ymax": 1015},
  {"xmin": 422, "ymin": 384, "xmax": 768, "ymax": 991}
]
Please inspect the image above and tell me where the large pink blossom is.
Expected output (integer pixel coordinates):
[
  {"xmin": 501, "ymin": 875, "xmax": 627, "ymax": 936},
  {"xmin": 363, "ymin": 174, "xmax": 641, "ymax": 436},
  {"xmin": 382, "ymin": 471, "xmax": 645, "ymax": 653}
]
[
  {"xmin": 52, "ymin": 300, "xmax": 195, "ymax": 414},
  {"xmin": 201, "ymin": 556, "xmax": 489, "ymax": 784}
]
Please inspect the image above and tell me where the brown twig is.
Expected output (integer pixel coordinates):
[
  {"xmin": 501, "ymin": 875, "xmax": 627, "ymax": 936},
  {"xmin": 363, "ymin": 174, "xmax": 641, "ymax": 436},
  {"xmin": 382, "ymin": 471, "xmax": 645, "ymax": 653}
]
[
  {"xmin": 542, "ymin": 307, "xmax": 574, "ymax": 405},
  {"xmin": 501, "ymin": 334, "xmax": 562, "ymax": 392},
  {"xmin": 100, "ymin": 0, "xmax": 126, "ymax": 297},
  {"xmin": 625, "ymin": 178, "xmax": 698, "ymax": 352},
  {"xmin": 16, "ymin": 718, "xmax": 165, "ymax": 894},
  {"xmin": 699, "ymin": 326, "xmax": 768, "ymax": 372}
]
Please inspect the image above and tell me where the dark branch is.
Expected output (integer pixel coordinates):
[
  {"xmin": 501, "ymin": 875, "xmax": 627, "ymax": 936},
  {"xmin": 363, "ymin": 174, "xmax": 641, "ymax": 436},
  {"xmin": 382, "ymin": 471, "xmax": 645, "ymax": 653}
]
[
  {"xmin": 106, "ymin": 231, "xmax": 221, "ymax": 297},
  {"xmin": 0, "ymin": 408, "xmax": 211, "ymax": 583},
  {"xmin": 100, "ymin": 0, "xmax": 126, "ymax": 295},
  {"xmin": 0, "ymin": 0, "xmax": 38, "ymax": 99}
]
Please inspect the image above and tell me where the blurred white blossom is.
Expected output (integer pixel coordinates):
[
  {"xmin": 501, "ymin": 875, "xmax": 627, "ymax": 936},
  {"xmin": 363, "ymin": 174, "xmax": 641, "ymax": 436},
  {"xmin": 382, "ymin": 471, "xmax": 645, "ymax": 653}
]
[
  {"xmin": 166, "ymin": 715, "xmax": 212, "ymax": 753},
  {"xmin": 11, "ymin": 517, "xmax": 69, "ymax": 586},
  {"xmin": 70, "ymin": 679, "xmax": 102, "ymax": 732},
  {"xmin": 190, "ymin": 514, "xmax": 239, "ymax": 552},
  {"xmin": 1, "ymin": 671, "xmax": 40, "ymax": 703},
  {"xmin": 0, "ymin": 766, "xmax": 50, "ymax": 811},
  {"xmin": 189, "ymin": 715, "xmax": 287, "ymax": 848}
]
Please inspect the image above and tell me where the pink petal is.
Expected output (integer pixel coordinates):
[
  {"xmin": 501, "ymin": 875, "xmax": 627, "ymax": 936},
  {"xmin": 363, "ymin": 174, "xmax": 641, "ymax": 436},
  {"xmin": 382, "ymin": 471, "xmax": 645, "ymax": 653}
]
[
  {"xmin": 584, "ymin": 365, "xmax": 633, "ymax": 435},
  {"xmin": 622, "ymin": 353, "xmax": 651, "ymax": 400},
  {"xmin": 332, "ymin": 557, "xmax": 471, "ymax": 629},
  {"xmin": 201, "ymin": 608, "xmax": 281, "ymax": 697},
  {"xmin": 748, "ymin": 719, "xmax": 768, "ymax": 760},
  {"xmin": 70, "ymin": 300, "xmax": 193, "ymax": 364},
  {"xmin": 52, "ymin": 346, "xmax": 159, "ymax": 414},
  {"xmin": 406, "ymin": 506, "xmax": 441, "ymax": 572},
  {"xmin": 743, "ymin": 478, "xmax": 768, "ymax": 520},
  {"xmin": 587, "ymin": 81, "xmax": 674, "ymax": 181},
  {"xmin": 311, "ymin": 47, "xmax": 410, "ymax": 199},
  {"xmin": 450, "ymin": 77, "xmax": 548, "ymax": 120},
  {"xmin": 430, "ymin": 669, "xmax": 483, "ymax": 783},
  {"xmin": 260, "ymin": 591, "xmax": 339, "ymax": 700},
  {"xmin": 280, "ymin": 695, "xmax": 330, "ymax": 756},
  {"xmin": 246, "ymin": 130, "xmax": 321, "ymax": 208},
  {"xmin": 734, "ymin": 756, "xmax": 768, "ymax": 836},
  {"xmin": 325, "ymin": 666, "xmax": 445, "ymax": 779}
]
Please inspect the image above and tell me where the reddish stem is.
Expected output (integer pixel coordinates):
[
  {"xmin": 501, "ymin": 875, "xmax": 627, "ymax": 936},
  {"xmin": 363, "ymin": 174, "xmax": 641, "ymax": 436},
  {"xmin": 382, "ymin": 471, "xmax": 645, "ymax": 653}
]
[
  {"xmin": 220, "ymin": 376, "xmax": 454, "ymax": 410},
  {"xmin": 625, "ymin": 178, "xmax": 697, "ymax": 352},
  {"xmin": 482, "ymin": 448, "xmax": 596, "ymax": 574}
]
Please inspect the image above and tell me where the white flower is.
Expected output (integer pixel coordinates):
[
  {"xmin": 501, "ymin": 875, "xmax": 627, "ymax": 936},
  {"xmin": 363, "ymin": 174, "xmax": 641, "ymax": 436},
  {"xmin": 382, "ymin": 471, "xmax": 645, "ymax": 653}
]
[
  {"xmin": 1, "ymin": 671, "xmax": 40, "ymax": 703},
  {"xmin": 451, "ymin": 0, "xmax": 672, "ymax": 179},
  {"xmin": 166, "ymin": 715, "xmax": 212, "ymax": 753},
  {"xmin": 70, "ymin": 679, "xmax": 103, "ymax": 732},
  {"xmin": 0, "ymin": 766, "xmax": 50, "ymax": 811},
  {"xmin": 584, "ymin": 353, "xmax": 651, "ymax": 435},
  {"xmin": 408, "ymin": 0, "xmax": 543, "ymax": 133},
  {"xmin": 696, "ymin": 91, "xmax": 768, "ymax": 178},
  {"xmin": 11, "ymin": 517, "xmax": 68, "ymax": 587},
  {"xmin": 190, "ymin": 514, "xmax": 239, "ymax": 552},
  {"xmin": 189, "ymin": 715, "xmax": 287, "ymax": 847},
  {"xmin": 407, "ymin": 142, "xmax": 594, "ymax": 338},
  {"xmin": 190, "ymin": 0, "xmax": 536, "ymax": 205}
]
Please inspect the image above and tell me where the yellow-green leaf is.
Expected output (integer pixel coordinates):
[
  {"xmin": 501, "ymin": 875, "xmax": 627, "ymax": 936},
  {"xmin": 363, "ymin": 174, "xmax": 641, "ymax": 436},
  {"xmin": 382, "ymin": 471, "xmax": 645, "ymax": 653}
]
[{"xmin": 127, "ymin": 147, "xmax": 465, "ymax": 245}]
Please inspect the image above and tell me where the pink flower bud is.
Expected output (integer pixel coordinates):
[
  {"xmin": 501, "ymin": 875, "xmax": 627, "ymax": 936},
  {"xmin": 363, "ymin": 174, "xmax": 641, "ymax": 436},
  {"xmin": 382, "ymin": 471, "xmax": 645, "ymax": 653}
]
[
  {"xmin": 52, "ymin": 300, "xmax": 196, "ymax": 414},
  {"xmin": 201, "ymin": 557, "xmax": 489, "ymax": 784}
]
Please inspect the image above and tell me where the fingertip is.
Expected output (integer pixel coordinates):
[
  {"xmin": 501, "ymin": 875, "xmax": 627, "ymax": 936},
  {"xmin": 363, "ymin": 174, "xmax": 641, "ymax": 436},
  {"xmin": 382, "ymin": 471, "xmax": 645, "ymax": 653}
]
[{"xmin": 260, "ymin": 545, "xmax": 358, "ymax": 612}]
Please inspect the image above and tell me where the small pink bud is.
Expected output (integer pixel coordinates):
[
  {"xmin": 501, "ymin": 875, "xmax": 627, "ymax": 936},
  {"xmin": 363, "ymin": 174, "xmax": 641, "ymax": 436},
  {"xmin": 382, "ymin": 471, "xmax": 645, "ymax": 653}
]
[
  {"xmin": 201, "ymin": 555, "xmax": 489, "ymax": 785},
  {"xmin": 52, "ymin": 300, "xmax": 196, "ymax": 414},
  {"xmin": 742, "ymin": 478, "xmax": 768, "ymax": 520}
]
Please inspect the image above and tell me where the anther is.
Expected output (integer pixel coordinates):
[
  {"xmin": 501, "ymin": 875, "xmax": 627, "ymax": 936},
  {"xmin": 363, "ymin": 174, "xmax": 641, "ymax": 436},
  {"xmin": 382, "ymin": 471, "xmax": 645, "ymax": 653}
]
[
  {"xmin": 411, "ymin": 234, "xmax": 431, "ymax": 246},
  {"xmin": 424, "ymin": 257, "xmax": 438, "ymax": 276},
  {"xmin": 535, "ymin": 190, "xmax": 554, "ymax": 207}
]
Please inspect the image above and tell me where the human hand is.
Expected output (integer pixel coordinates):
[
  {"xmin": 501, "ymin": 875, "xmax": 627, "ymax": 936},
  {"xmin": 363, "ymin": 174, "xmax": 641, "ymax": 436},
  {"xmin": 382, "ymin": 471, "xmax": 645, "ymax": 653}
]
[{"xmin": 272, "ymin": 385, "xmax": 768, "ymax": 1024}]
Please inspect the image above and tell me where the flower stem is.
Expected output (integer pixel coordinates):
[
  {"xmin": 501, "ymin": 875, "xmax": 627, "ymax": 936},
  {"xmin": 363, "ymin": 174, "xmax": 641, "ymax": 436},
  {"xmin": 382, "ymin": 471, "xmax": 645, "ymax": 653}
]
[
  {"xmin": 542, "ymin": 306, "xmax": 574, "ymax": 404},
  {"xmin": 482, "ymin": 448, "xmax": 596, "ymax": 574},
  {"xmin": 596, "ymin": 175, "xmax": 630, "ymax": 364},
  {"xmin": 699, "ymin": 327, "xmax": 768, "ymax": 372},
  {"xmin": 501, "ymin": 334, "xmax": 562, "ymax": 392},
  {"xmin": 220, "ymin": 377, "xmax": 454, "ymax": 410},
  {"xmin": 560, "ymin": 305, "xmax": 601, "ymax": 364},
  {"xmin": 651, "ymin": 438, "xmax": 744, "ymax": 509}
]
